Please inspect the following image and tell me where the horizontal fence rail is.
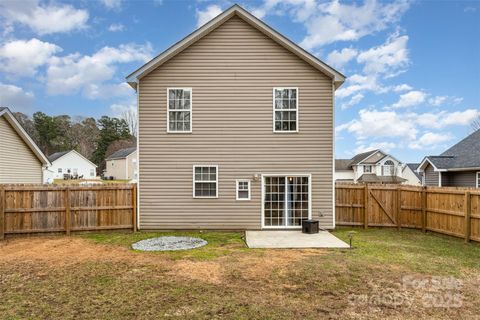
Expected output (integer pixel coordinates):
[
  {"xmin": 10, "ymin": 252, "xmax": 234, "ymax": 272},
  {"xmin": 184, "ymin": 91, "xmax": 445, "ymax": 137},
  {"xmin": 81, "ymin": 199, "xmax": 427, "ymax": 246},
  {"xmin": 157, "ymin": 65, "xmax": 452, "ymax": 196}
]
[
  {"xmin": 335, "ymin": 184, "xmax": 480, "ymax": 243},
  {"xmin": 0, "ymin": 184, "xmax": 137, "ymax": 238}
]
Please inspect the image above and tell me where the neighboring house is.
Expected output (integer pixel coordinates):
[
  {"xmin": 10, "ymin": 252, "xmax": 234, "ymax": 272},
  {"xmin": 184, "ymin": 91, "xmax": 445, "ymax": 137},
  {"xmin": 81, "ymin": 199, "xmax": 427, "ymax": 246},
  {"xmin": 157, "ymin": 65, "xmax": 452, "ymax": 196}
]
[
  {"xmin": 402, "ymin": 163, "xmax": 422, "ymax": 186},
  {"xmin": 104, "ymin": 147, "xmax": 137, "ymax": 180},
  {"xmin": 46, "ymin": 150, "xmax": 97, "ymax": 180},
  {"xmin": 417, "ymin": 129, "xmax": 480, "ymax": 187},
  {"xmin": 0, "ymin": 107, "xmax": 50, "ymax": 183},
  {"xmin": 126, "ymin": 5, "xmax": 345, "ymax": 230},
  {"xmin": 335, "ymin": 150, "xmax": 407, "ymax": 184}
]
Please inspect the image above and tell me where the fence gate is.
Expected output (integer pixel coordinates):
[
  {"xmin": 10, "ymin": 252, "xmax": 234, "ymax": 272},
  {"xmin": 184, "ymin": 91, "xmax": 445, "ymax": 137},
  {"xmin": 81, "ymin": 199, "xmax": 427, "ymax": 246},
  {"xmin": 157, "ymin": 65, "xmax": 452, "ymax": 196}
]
[{"xmin": 366, "ymin": 186, "xmax": 399, "ymax": 227}]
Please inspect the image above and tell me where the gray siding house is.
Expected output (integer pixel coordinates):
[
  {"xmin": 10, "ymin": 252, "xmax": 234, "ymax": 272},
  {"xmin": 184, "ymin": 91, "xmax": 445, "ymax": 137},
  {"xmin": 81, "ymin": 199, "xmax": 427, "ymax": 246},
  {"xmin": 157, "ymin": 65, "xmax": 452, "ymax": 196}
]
[
  {"xmin": 418, "ymin": 129, "xmax": 480, "ymax": 187},
  {"xmin": 126, "ymin": 5, "xmax": 345, "ymax": 230}
]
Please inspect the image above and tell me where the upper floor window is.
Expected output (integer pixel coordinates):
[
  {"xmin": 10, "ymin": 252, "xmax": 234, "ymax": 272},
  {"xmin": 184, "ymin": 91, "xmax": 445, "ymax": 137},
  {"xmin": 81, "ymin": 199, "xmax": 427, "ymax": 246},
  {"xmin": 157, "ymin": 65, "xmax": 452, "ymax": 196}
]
[
  {"xmin": 476, "ymin": 172, "xmax": 480, "ymax": 188},
  {"xmin": 58, "ymin": 168, "xmax": 62, "ymax": 173},
  {"xmin": 383, "ymin": 160, "xmax": 395, "ymax": 176},
  {"xmin": 168, "ymin": 88, "xmax": 192, "ymax": 133},
  {"xmin": 364, "ymin": 165, "xmax": 372, "ymax": 173},
  {"xmin": 273, "ymin": 88, "xmax": 298, "ymax": 132}
]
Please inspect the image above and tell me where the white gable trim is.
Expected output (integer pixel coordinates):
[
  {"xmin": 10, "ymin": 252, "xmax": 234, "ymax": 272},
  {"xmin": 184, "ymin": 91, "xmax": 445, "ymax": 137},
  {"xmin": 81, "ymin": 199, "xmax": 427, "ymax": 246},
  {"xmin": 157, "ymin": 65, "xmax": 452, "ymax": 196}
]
[
  {"xmin": 357, "ymin": 150, "xmax": 383, "ymax": 165},
  {"xmin": 50, "ymin": 150, "xmax": 97, "ymax": 168},
  {"xmin": 0, "ymin": 108, "xmax": 50, "ymax": 166},
  {"xmin": 417, "ymin": 157, "xmax": 448, "ymax": 173},
  {"xmin": 126, "ymin": 5, "xmax": 345, "ymax": 90}
]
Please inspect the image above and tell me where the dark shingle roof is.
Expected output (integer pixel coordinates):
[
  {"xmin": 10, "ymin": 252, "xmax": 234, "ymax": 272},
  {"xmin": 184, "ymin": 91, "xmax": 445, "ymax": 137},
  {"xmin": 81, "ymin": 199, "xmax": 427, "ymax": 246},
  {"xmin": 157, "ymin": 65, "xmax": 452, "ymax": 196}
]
[
  {"xmin": 106, "ymin": 147, "xmax": 136, "ymax": 160},
  {"xmin": 436, "ymin": 129, "xmax": 480, "ymax": 169},
  {"xmin": 349, "ymin": 149, "xmax": 380, "ymax": 165},
  {"xmin": 0, "ymin": 107, "xmax": 6, "ymax": 112},
  {"xmin": 48, "ymin": 151, "xmax": 69, "ymax": 162},
  {"xmin": 335, "ymin": 159, "xmax": 352, "ymax": 170}
]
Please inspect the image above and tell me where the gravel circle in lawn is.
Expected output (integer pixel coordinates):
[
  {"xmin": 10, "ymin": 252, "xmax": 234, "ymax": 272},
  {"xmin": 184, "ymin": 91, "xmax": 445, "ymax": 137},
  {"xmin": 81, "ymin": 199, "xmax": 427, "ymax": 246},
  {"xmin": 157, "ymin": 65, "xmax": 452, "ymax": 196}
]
[{"xmin": 131, "ymin": 236, "xmax": 208, "ymax": 251}]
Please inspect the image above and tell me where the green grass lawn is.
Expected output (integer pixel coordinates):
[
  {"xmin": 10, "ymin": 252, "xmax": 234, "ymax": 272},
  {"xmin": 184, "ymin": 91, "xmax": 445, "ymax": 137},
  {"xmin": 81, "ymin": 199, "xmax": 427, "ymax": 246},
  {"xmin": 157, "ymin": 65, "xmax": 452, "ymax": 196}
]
[{"xmin": 0, "ymin": 228, "xmax": 478, "ymax": 319}]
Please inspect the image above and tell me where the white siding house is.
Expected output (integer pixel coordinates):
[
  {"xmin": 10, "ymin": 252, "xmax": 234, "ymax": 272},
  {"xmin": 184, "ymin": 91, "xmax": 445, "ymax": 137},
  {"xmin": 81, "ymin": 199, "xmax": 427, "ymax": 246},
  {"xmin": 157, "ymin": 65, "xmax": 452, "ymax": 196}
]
[{"xmin": 46, "ymin": 150, "xmax": 97, "ymax": 180}]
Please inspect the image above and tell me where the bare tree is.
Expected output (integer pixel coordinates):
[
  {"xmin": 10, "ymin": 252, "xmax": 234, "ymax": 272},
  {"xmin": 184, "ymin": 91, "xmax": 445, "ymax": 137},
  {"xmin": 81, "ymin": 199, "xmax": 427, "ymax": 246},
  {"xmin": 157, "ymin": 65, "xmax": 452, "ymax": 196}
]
[
  {"xmin": 472, "ymin": 115, "xmax": 480, "ymax": 131},
  {"xmin": 120, "ymin": 109, "xmax": 138, "ymax": 138}
]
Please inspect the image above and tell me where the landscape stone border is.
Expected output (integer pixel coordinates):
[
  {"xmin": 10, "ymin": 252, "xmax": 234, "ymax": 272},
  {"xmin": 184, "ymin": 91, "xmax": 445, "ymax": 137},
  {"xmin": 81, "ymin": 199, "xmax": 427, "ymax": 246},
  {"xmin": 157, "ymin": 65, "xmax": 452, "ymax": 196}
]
[{"xmin": 131, "ymin": 236, "xmax": 208, "ymax": 251}]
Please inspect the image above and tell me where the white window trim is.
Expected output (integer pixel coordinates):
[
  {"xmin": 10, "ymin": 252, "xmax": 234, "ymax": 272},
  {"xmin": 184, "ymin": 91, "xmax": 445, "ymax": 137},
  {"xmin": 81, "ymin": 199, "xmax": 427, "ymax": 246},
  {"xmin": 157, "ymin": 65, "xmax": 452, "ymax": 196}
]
[
  {"xmin": 236, "ymin": 179, "xmax": 251, "ymax": 201},
  {"xmin": 476, "ymin": 172, "xmax": 479, "ymax": 188},
  {"xmin": 364, "ymin": 165, "xmax": 372, "ymax": 173},
  {"xmin": 192, "ymin": 165, "xmax": 218, "ymax": 199},
  {"xmin": 167, "ymin": 87, "xmax": 192, "ymax": 133},
  {"xmin": 272, "ymin": 87, "xmax": 299, "ymax": 133},
  {"xmin": 260, "ymin": 173, "xmax": 312, "ymax": 229}
]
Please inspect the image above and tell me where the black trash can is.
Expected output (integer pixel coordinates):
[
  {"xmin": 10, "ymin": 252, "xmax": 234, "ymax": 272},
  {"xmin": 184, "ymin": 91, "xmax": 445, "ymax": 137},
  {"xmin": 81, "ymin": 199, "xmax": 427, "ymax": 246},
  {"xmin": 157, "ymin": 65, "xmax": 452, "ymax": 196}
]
[{"xmin": 302, "ymin": 220, "xmax": 319, "ymax": 234}]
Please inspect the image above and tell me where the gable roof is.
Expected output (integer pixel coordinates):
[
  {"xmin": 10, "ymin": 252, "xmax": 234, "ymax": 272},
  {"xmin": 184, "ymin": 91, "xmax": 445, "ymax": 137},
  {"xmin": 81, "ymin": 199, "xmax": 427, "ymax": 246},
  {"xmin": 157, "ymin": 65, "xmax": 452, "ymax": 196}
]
[
  {"xmin": 335, "ymin": 159, "xmax": 352, "ymax": 170},
  {"xmin": 47, "ymin": 150, "xmax": 97, "ymax": 167},
  {"xmin": 418, "ymin": 129, "xmax": 480, "ymax": 171},
  {"xmin": 126, "ymin": 4, "xmax": 345, "ymax": 90},
  {"xmin": 0, "ymin": 107, "xmax": 50, "ymax": 166},
  {"xmin": 106, "ymin": 147, "xmax": 136, "ymax": 160},
  {"xmin": 349, "ymin": 150, "xmax": 381, "ymax": 165}
]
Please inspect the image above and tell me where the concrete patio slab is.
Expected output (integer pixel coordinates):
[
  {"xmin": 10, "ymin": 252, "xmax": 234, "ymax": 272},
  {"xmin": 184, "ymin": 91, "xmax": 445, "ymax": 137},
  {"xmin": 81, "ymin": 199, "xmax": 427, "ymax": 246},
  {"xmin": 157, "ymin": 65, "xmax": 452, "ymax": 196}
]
[{"xmin": 245, "ymin": 230, "xmax": 349, "ymax": 249}]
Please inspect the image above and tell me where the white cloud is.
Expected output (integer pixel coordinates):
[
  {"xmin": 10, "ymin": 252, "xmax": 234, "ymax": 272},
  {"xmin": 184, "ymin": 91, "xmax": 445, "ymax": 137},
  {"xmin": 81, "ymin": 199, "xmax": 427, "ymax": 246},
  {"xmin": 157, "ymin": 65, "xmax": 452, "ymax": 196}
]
[
  {"xmin": 335, "ymin": 73, "xmax": 385, "ymax": 98},
  {"xmin": 99, "ymin": 0, "xmax": 123, "ymax": 10},
  {"xmin": 0, "ymin": 0, "xmax": 88, "ymax": 35},
  {"xmin": 336, "ymin": 108, "xmax": 417, "ymax": 141},
  {"xmin": 108, "ymin": 23, "xmax": 125, "ymax": 32},
  {"xmin": 409, "ymin": 132, "xmax": 452, "ymax": 150},
  {"xmin": 416, "ymin": 109, "xmax": 480, "ymax": 129},
  {"xmin": 326, "ymin": 47, "xmax": 358, "ymax": 69},
  {"xmin": 0, "ymin": 38, "xmax": 61, "ymax": 77},
  {"xmin": 46, "ymin": 43, "xmax": 153, "ymax": 98},
  {"xmin": 341, "ymin": 93, "xmax": 364, "ymax": 109},
  {"xmin": 355, "ymin": 141, "xmax": 396, "ymax": 154},
  {"xmin": 0, "ymin": 83, "xmax": 34, "ymax": 113},
  {"xmin": 391, "ymin": 90, "xmax": 426, "ymax": 108},
  {"xmin": 393, "ymin": 84, "xmax": 412, "ymax": 92},
  {"xmin": 299, "ymin": 0, "xmax": 410, "ymax": 49},
  {"xmin": 428, "ymin": 95, "xmax": 463, "ymax": 106},
  {"xmin": 196, "ymin": 5, "xmax": 223, "ymax": 28},
  {"xmin": 356, "ymin": 32, "xmax": 409, "ymax": 76}
]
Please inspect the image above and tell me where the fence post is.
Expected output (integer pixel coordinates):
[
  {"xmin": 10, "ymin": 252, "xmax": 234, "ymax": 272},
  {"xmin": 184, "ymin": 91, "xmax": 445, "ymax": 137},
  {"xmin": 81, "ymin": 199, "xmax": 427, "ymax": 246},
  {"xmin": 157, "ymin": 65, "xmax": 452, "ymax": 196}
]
[
  {"xmin": 421, "ymin": 187, "xmax": 427, "ymax": 232},
  {"xmin": 0, "ymin": 187, "xmax": 4, "ymax": 240},
  {"xmin": 397, "ymin": 186, "xmax": 401, "ymax": 230},
  {"xmin": 364, "ymin": 184, "xmax": 369, "ymax": 229},
  {"xmin": 132, "ymin": 184, "xmax": 137, "ymax": 232},
  {"xmin": 64, "ymin": 187, "xmax": 71, "ymax": 236},
  {"xmin": 465, "ymin": 191, "xmax": 471, "ymax": 243}
]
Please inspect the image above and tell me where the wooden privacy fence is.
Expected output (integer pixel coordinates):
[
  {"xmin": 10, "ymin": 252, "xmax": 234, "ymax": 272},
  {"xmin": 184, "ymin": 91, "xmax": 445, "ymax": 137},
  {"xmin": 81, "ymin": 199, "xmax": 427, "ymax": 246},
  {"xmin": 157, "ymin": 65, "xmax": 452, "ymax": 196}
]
[
  {"xmin": 0, "ymin": 184, "xmax": 137, "ymax": 239},
  {"xmin": 336, "ymin": 184, "xmax": 480, "ymax": 243}
]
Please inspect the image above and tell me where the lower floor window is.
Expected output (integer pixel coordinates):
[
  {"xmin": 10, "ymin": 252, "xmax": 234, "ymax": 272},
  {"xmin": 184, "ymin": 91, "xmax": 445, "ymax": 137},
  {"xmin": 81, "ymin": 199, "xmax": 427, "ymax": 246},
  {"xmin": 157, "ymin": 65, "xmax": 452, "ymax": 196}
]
[
  {"xmin": 193, "ymin": 166, "xmax": 218, "ymax": 198},
  {"xmin": 236, "ymin": 180, "xmax": 251, "ymax": 200}
]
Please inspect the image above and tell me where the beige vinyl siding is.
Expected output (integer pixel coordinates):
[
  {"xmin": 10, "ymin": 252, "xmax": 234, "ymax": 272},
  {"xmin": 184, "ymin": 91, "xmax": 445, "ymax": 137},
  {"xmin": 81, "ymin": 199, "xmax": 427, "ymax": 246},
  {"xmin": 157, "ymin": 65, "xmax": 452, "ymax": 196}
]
[
  {"xmin": 0, "ymin": 116, "xmax": 42, "ymax": 183},
  {"xmin": 138, "ymin": 16, "xmax": 334, "ymax": 229},
  {"xmin": 105, "ymin": 158, "xmax": 127, "ymax": 180}
]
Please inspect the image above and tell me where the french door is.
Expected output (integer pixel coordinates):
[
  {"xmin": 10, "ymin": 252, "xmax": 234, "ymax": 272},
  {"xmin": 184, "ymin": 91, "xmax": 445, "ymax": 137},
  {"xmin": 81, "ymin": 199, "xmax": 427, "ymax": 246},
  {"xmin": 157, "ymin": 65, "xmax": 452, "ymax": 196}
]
[{"xmin": 262, "ymin": 175, "xmax": 311, "ymax": 228}]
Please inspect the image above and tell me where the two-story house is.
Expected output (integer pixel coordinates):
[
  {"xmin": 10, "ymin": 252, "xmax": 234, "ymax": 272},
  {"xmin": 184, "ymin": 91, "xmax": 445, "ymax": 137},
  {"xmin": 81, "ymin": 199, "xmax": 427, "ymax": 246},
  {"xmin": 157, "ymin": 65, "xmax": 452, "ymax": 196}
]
[
  {"xmin": 335, "ymin": 149, "xmax": 409, "ymax": 184},
  {"xmin": 126, "ymin": 5, "xmax": 345, "ymax": 230}
]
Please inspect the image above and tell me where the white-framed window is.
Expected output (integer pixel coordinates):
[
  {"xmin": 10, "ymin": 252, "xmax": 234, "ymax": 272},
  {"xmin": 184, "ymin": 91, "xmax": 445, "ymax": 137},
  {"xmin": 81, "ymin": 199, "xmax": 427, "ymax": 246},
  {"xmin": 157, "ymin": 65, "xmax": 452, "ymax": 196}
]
[
  {"xmin": 236, "ymin": 179, "xmax": 251, "ymax": 200},
  {"xmin": 167, "ymin": 88, "xmax": 192, "ymax": 133},
  {"xmin": 193, "ymin": 165, "xmax": 218, "ymax": 198},
  {"xmin": 477, "ymin": 172, "xmax": 480, "ymax": 188},
  {"xmin": 273, "ymin": 88, "xmax": 298, "ymax": 132},
  {"xmin": 58, "ymin": 168, "xmax": 62, "ymax": 173},
  {"xmin": 383, "ymin": 160, "xmax": 395, "ymax": 176},
  {"xmin": 364, "ymin": 165, "xmax": 373, "ymax": 173},
  {"xmin": 90, "ymin": 169, "xmax": 95, "ymax": 177}
]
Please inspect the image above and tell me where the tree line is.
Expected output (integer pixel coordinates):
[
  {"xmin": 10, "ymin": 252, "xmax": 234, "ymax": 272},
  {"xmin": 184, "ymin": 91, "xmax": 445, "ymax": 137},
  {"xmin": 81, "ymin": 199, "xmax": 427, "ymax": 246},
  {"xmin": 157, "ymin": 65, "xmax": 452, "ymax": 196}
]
[{"xmin": 13, "ymin": 112, "xmax": 136, "ymax": 174}]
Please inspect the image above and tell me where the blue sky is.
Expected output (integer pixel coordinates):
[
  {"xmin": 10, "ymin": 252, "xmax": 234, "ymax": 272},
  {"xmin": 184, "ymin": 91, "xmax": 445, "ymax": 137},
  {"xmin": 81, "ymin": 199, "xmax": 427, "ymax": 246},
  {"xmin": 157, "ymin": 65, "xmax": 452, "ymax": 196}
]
[{"xmin": 0, "ymin": 0, "xmax": 479, "ymax": 163}]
